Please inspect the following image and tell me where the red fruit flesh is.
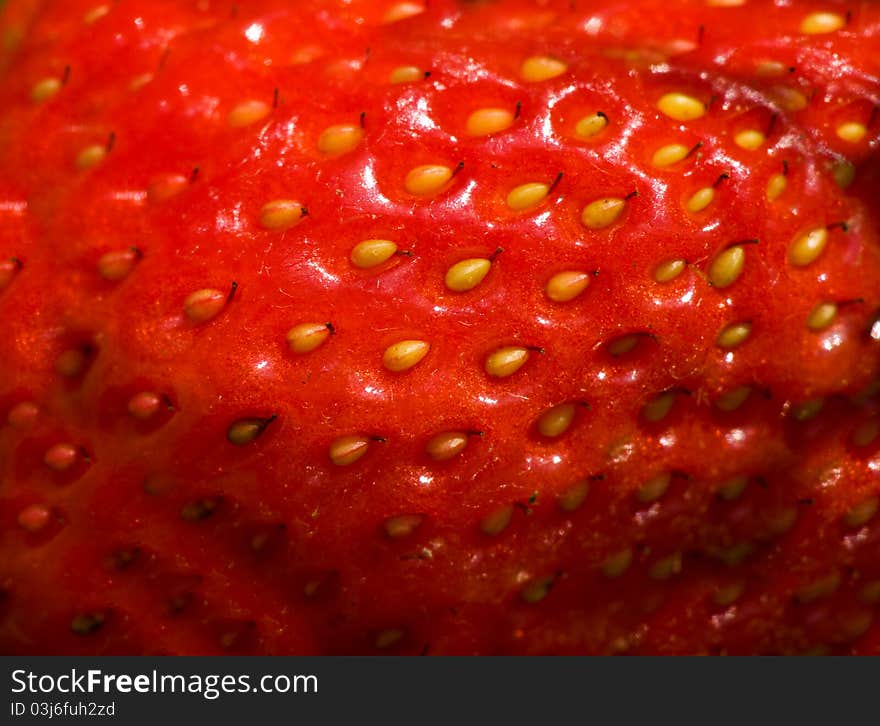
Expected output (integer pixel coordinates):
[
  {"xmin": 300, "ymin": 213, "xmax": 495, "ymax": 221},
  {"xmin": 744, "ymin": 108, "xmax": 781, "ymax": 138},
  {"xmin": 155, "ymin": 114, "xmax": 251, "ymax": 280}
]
[{"xmin": 0, "ymin": 0, "xmax": 879, "ymax": 654}]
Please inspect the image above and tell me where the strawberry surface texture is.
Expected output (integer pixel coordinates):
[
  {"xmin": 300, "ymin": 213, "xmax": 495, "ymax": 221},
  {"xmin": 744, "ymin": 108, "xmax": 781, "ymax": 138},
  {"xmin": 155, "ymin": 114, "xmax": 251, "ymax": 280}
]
[{"xmin": 0, "ymin": 0, "xmax": 879, "ymax": 655}]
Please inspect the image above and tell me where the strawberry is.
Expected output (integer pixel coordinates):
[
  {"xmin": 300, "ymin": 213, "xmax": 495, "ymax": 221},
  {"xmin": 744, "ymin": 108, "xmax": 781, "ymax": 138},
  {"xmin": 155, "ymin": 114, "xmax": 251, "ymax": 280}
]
[{"xmin": 0, "ymin": 0, "xmax": 879, "ymax": 655}]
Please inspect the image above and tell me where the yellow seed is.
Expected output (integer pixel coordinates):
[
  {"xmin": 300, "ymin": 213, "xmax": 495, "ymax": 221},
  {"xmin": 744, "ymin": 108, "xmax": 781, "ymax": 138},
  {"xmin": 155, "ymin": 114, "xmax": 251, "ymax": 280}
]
[
  {"xmin": 480, "ymin": 505, "xmax": 513, "ymax": 536},
  {"xmin": 807, "ymin": 302, "xmax": 837, "ymax": 331},
  {"xmin": 789, "ymin": 227, "xmax": 828, "ymax": 267},
  {"xmin": 329, "ymin": 435, "xmax": 371, "ymax": 466},
  {"xmin": 636, "ymin": 473, "xmax": 671, "ymax": 504},
  {"xmin": 657, "ymin": 92, "xmax": 705, "ymax": 121},
  {"xmin": 652, "ymin": 143, "xmax": 689, "ymax": 168},
  {"xmin": 404, "ymin": 164, "xmax": 453, "ymax": 196},
  {"xmin": 30, "ymin": 77, "xmax": 61, "ymax": 103},
  {"xmin": 836, "ymin": 122, "xmax": 867, "ymax": 143},
  {"xmin": 183, "ymin": 288, "xmax": 227, "ymax": 323},
  {"xmin": 832, "ymin": 160, "xmax": 856, "ymax": 188},
  {"xmin": 537, "ymin": 403, "xmax": 576, "ymax": 438},
  {"xmin": 796, "ymin": 572, "xmax": 841, "ymax": 603},
  {"xmin": 382, "ymin": 340, "xmax": 430, "ymax": 372},
  {"xmin": 84, "ymin": 4, "xmax": 110, "ymax": 23},
  {"xmin": 653, "ymin": 258, "xmax": 687, "ymax": 283},
  {"xmin": 771, "ymin": 86, "xmax": 808, "ymax": 112},
  {"xmin": 766, "ymin": 173, "xmax": 787, "ymax": 200},
  {"xmin": 520, "ymin": 55, "xmax": 567, "ymax": 82},
  {"xmin": 800, "ymin": 11, "xmax": 845, "ymax": 34},
  {"xmin": 716, "ymin": 542, "xmax": 754, "ymax": 566},
  {"xmin": 375, "ymin": 629, "xmax": 404, "ymax": 649},
  {"xmin": 317, "ymin": 124, "xmax": 364, "ymax": 155},
  {"xmin": 607, "ymin": 334, "xmax": 640, "ymax": 356},
  {"xmin": 707, "ymin": 0, "xmax": 746, "ymax": 6},
  {"xmin": 843, "ymin": 497, "xmax": 878, "ymax": 528},
  {"xmin": 389, "ymin": 65, "xmax": 424, "ymax": 83},
  {"xmin": 259, "ymin": 200, "xmax": 305, "ymax": 230},
  {"xmin": 521, "ymin": 575, "xmax": 554, "ymax": 603},
  {"xmin": 98, "ymin": 248, "xmax": 140, "ymax": 281},
  {"xmin": 581, "ymin": 197, "xmax": 626, "ymax": 229},
  {"xmin": 860, "ymin": 580, "xmax": 880, "ymax": 605},
  {"xmin": 734, "ymin": 129, "xmax": 765, "ymax": 150},
  {"xmin": 708, "ymin": 245, "xmax": 746, "ymax": 288},
  {"xmin": 351, "ymin": 239, "xmax": 398, "ymax": 268},
  {"xmin": 506, "ymin": 182, "xmax": 549, "ymax": 211},
  {"xmin": 426, "ymin": 431, "xmax": 469, "ymax": 461},
  {"xmin": 558, "ymin": 479, "xmax": 590, "ymax": 512},
  {"xmin": 466, "ymin": 107, "xmax": 514, "ymax": 136},
  {"xmin": 713, "ymin": 581, "xmax": 746, "ymax": 607},
  {"xmin": 484, "ymin": 346, "xmax": 530, "ymax": 378},
  {"xmin": 756, "ymin": 60, "xmax": 787, "ymax": 77},
  {"xmin": 575, "ymin": 112, "xmax": 608, "ymax": 139},
  {"xmin": 792, "ymin": 399, "xmax": 825, "ymax": 421},
  {"xmin": 717, "ymin": 475, "xmax": 749, "ymax": 501},
  {"xmin": 227, "ymin": 417, "xmax": 273, "ymax": 446},
  {"xmin": 717, "ymin": 322, "xmax": 752, "ymax": 348},
  {"xmin": 643, "ymin": 391, "xmax": 676, "ymax": 422},
  {"xmin": 545, "ymin": 270, "xmax": 590, "ymax": 302},
  {"xmin": 716, "ymin": 386, "xmax": 751, "ymax": 412},
  {"xmin": 76, "ymin": 144, "xmax": 106, "ymax": 170},
  {"xmin": 601, "ymin": 548, "xmax": 633, "ymax": 578},
  {"xmin": 382, "ymin": 2, "xmax": 424, "ymax": 23},
  {"xmin": 384, "ymin": 514, "xmax": 423, "ymax": 538},
  {"xmin": 129, "ymin": 73, "xmax": 154, "ymax": 91},
  {"xmin": 686, "ymin": 187, "xmax": 714, "ymax": 212},
  {"xmin": 444, "ymin": 258, "xmax": 491, "ymax": 292},
  {"xmin": 286, "ymin": 323, "xmax": 331, "ymax": 354},
  {"xmin": 853, "ymin": 419, "xmax": 879, "ymax": 447},
  {"xmin": 227, "ymin": 100, "xmax": 271, "ymax": 128},
  {"xmin": 649, "ymin": 552, "xmax": 682, "ymax": 581}
]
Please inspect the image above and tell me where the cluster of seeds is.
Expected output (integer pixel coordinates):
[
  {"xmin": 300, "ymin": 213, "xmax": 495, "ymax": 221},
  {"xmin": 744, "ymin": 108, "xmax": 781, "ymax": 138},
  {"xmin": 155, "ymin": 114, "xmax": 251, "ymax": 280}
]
[{"xmin": 0, "ymin": 0, "xmax": 879, "ymax": 654}]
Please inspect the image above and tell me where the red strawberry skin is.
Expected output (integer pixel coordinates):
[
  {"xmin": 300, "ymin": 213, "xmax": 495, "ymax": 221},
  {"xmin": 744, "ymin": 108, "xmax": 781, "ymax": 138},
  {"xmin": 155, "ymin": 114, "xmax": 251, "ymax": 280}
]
[{"xmin": 0, "ymin": 0, "xmax": 879, "ymax": 655}]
